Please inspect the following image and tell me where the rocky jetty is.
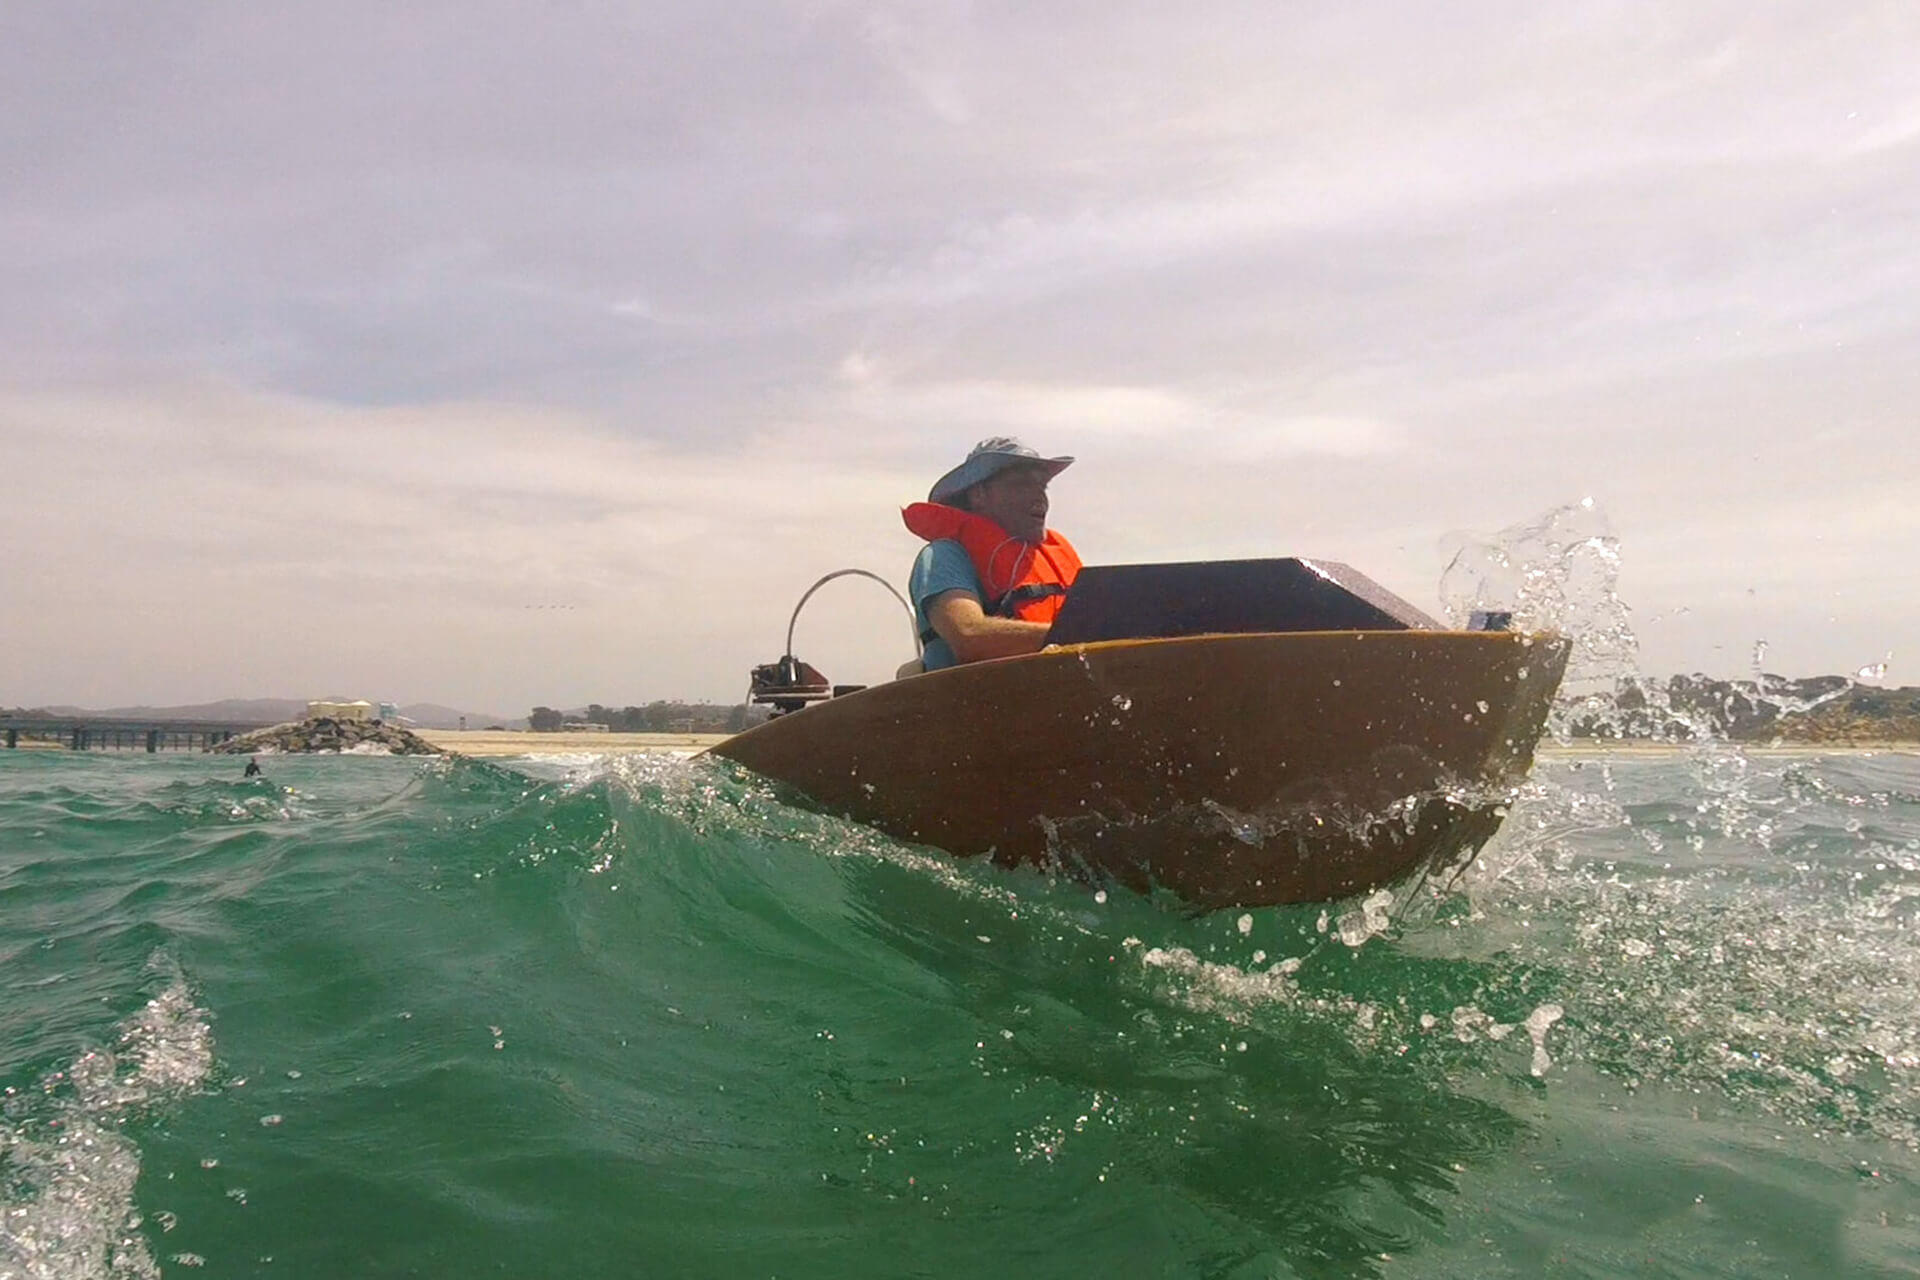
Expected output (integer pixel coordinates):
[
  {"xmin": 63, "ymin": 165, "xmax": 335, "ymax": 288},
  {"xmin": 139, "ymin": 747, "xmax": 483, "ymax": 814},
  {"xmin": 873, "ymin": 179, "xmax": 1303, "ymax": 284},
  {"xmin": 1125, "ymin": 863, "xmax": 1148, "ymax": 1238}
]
[
  {"xmin": 1568, "ymin": 676, "xmax": 1920, "ymax": 745},
  {"xmin": 1775, "ymin": 686, "xmax": 1920, "ymax": 745},
  {"xmin": 209, "ymin": 717, "xmax": 445, "ymax": 756}
]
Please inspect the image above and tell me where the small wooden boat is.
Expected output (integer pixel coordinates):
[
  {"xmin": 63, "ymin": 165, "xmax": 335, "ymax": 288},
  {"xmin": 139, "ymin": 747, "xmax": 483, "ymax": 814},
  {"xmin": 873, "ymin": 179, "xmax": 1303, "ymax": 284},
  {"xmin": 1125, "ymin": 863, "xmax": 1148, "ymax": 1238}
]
[{"xmin": 707, "ymin": 559, "xmax": 1569, "ymax": 909}]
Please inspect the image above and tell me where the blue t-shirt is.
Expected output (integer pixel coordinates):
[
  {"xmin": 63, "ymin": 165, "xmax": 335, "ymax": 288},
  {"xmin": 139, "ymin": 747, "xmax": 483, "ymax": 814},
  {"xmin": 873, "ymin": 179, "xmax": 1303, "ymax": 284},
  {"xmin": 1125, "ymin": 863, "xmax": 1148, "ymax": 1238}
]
[{"xmin": 908, "ymin": 540, "xmax": 983, "ymax": 671}]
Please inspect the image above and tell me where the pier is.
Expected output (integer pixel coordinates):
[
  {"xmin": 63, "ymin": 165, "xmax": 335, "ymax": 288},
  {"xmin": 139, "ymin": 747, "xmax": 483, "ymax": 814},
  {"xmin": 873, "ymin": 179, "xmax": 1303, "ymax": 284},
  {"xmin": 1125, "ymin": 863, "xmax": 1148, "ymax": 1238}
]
[{"xmin": 0, "ymin": 716, "xmax": 276, "ymax": 752}]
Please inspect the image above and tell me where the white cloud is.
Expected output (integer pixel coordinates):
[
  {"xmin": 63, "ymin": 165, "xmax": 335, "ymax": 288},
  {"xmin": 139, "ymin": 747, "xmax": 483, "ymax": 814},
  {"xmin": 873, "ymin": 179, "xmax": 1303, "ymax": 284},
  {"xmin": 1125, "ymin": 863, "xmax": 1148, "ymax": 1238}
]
[
  {"xmin": 2, "ymin": 0, "xmax": 1917, "ymax": 705},
  {"xmin": 1847, "ymin": 99, "xmax": 1920, "ymax": 156},
  {"xmin": 0, "ymin": 381, "xmax": 932, "ymax": 707}
]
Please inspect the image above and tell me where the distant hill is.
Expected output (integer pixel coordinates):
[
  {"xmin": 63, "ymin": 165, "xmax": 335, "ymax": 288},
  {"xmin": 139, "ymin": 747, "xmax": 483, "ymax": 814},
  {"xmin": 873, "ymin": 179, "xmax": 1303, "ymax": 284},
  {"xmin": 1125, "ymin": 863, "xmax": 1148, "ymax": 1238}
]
[
  {"xmin": 35, "ymin": 699, "xmax": 524, "ymax": 730},
  {"xmin": 44, "ymin": 698, "xmax": 313, "ymax": 724},
  {"xmin": 396, "ymin": 704, "xmax": 526, "ymax": 731}
]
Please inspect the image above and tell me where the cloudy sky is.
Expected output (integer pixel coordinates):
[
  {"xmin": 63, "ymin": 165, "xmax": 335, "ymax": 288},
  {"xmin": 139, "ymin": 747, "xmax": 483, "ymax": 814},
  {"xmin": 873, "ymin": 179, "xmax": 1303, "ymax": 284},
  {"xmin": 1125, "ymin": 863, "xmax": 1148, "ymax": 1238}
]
[{"xmin": 3, "ymin": 0, "xmax": 1915, "ymax": 714}]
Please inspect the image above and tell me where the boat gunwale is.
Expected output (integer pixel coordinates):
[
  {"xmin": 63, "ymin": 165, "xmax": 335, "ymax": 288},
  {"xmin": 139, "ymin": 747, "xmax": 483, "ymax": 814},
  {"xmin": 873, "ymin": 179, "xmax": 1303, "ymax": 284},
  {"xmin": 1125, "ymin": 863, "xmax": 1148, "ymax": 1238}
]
[{"xmin": 708, "ymin": 627, "xmax": 1568, "ymax": 751}]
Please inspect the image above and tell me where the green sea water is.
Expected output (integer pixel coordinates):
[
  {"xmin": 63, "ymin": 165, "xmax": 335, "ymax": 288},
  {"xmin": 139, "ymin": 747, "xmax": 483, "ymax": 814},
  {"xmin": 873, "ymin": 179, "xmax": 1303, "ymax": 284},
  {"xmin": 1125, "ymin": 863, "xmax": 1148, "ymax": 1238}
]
[{"xmin": 3, "ymin": 746, "xmax": 1917, "ymax": 1278}]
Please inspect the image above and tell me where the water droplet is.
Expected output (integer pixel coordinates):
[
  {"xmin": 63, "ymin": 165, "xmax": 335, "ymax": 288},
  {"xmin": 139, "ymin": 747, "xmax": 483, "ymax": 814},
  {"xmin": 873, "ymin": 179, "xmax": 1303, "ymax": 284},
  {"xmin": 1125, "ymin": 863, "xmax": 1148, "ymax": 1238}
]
[{"xmin": 1525, "ymin": 1004, "xmax": 1564, "ymax": 1077}]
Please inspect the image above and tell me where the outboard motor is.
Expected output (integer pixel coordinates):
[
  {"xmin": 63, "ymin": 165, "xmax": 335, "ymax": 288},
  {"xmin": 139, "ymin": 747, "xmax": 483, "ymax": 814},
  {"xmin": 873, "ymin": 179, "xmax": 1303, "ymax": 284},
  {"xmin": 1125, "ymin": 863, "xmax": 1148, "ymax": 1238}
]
[
  {"xmin": 747, "ymin": 655, "xmax": 833, "ymax": 717},
  {"xmin": 742, "ymin": 569, "xmax": 923, "ymax": 717}
]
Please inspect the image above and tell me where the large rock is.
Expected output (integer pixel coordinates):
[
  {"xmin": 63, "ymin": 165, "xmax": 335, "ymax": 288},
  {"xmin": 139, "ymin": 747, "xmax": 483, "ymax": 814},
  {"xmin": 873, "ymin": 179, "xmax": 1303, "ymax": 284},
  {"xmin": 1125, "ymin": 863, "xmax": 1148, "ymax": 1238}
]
[{"xmin": 209, "ymin": 717, "xmax": 445, "ymax": 756}]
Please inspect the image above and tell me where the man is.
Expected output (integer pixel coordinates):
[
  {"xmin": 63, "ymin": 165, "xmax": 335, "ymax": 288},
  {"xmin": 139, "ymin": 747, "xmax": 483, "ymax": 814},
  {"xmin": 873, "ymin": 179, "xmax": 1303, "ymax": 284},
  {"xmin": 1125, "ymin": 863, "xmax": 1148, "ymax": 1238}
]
[{"xmin": 902, "ymin": 437, "xmax": 1082, "ymax": 671}]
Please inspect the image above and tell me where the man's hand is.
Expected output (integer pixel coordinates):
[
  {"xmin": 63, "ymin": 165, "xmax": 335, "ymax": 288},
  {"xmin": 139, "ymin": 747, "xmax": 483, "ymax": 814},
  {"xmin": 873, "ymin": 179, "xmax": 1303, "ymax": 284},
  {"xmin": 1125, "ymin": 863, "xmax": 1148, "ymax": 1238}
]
[{"xmin": 927, "ymin": 590, "xmax": 1053, "ymax": 663}]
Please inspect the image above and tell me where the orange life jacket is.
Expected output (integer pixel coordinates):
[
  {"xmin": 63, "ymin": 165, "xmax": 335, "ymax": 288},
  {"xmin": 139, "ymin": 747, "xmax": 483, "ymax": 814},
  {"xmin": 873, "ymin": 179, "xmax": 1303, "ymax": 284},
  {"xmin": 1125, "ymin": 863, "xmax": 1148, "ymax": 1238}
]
[{"xmin": 902, "ymin": 503, "xmax": 1082, "ymax": 635}]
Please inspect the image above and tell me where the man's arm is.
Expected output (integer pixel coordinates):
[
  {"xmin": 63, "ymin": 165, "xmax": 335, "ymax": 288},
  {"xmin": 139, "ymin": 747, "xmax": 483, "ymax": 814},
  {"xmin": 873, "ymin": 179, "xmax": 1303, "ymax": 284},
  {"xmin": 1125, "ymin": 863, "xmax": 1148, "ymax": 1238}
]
[{"xmin": 926, "ymin": 590, "xmax": 1052, "ymax": 663}]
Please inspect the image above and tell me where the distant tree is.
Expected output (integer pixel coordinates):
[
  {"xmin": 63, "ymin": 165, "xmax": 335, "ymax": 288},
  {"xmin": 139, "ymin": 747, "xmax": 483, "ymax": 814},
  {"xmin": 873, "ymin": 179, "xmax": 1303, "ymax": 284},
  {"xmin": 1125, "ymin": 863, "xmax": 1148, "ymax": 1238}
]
[
  {"xmin": 724, "ymin": 703, "xmax": 750, "ymax": 733},
  {"xmin": 529, "ymin": 706, "xmax": 563, "ymax": 732}
]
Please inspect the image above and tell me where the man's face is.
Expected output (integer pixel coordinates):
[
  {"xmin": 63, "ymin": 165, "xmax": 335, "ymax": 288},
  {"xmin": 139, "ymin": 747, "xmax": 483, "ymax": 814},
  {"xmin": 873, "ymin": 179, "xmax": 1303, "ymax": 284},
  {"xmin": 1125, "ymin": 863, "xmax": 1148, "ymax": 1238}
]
[{"xmin": 970, "ymin": 463, "xmax": 1051, "ymax": 542}]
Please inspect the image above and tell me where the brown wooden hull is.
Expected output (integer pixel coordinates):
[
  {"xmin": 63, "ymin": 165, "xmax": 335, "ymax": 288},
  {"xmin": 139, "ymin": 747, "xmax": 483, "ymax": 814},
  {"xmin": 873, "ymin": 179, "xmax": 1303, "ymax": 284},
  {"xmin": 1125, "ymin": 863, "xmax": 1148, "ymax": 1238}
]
[{"xmin": 706, "ymin": 631, "xmax": 1569, "ymax": 908}]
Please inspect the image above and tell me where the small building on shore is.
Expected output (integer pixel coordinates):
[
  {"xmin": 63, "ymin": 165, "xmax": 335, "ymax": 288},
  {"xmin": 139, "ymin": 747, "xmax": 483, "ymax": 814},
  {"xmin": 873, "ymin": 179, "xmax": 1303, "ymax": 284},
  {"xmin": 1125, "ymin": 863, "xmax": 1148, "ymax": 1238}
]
[{"xmin": 307, "ymin": 700, "xmax": 376, "ymax": 722}]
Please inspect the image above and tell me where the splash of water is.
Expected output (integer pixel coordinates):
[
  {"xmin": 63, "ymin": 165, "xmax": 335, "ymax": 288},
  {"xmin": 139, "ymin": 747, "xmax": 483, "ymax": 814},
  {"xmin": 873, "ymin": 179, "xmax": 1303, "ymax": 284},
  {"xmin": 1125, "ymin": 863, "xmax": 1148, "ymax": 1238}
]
[
  {"xmin": 1, "ymin": 965, "xmax": 214, "ymax": 1280},
  {"xmin": 1439, "ymin": 499, "xmax": 1636, "ymax": 704},
  {"xmin": 1438, "ymin": 501, "xmax": 1878, "ymax": 750},
  {"xmin": 1855, "ymin": 654, "xmax": 1894, "ymax": 682},
  {"xmin": 1432, "ymin": 504, "xmax": 1920, "ymax": 1145}
]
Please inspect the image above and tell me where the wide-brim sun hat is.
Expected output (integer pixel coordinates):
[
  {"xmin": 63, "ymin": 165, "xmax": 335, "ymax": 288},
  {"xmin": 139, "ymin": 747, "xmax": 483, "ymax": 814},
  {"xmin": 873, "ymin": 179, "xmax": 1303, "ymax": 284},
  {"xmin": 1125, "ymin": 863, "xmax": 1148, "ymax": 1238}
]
[{"xmin": 928, "ymin": 437, "xmax": 1074, "ymax": 505}]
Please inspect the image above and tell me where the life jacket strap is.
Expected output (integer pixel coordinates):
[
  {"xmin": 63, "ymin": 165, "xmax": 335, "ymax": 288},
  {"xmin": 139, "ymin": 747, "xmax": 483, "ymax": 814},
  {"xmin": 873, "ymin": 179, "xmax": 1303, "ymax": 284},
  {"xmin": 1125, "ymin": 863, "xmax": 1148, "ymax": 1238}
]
[{"xmin": 991, "ymin": 582, "xmax": 1067, "ymax": 616}]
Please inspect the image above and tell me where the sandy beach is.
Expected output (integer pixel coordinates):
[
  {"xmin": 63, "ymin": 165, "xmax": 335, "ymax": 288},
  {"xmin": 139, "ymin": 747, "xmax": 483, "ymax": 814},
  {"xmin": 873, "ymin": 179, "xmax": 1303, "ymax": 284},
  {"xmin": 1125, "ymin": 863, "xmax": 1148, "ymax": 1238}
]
[
  {"xmin": 412, "ymin": 730, "xmax": 1918, "ymax": 761},
  {"xmin": 4, "ymin": 730, "xmax": 1911, "ymax": 760},
  {"xmin": 416, "ymin": 729, "xmax": 732, "ymax": 756},
  {"xmin": 1538, "ymin": 741, "xmax": 1919, "ymax": 757}
]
